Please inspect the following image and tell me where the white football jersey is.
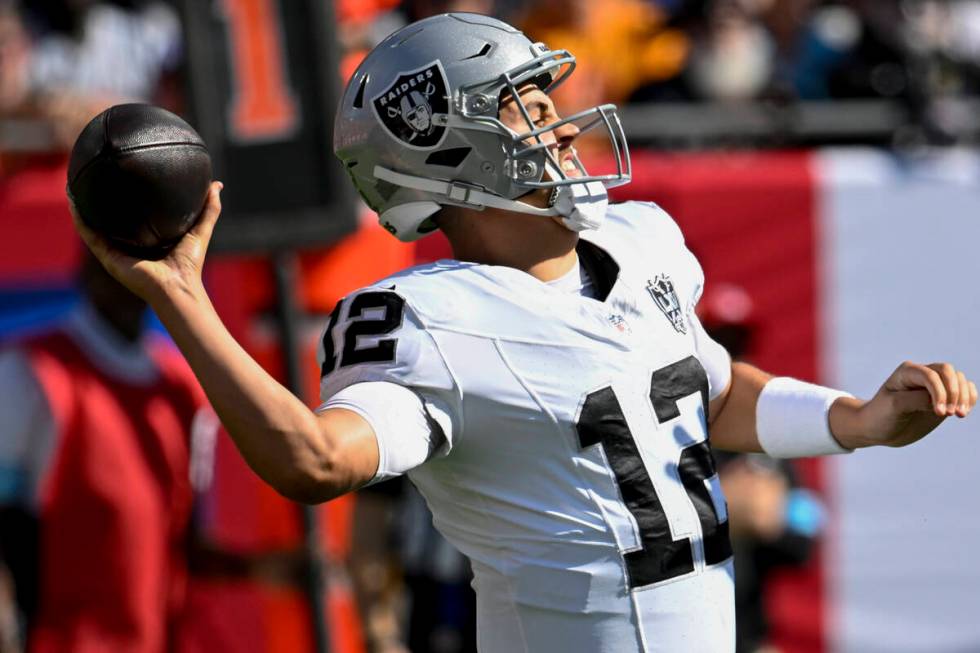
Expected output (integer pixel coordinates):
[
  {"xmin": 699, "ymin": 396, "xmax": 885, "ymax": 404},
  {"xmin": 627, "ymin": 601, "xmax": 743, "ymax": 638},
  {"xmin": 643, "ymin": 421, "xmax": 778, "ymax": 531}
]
[{"xmin": 319, "ymin": 202, "xmax": 735, "ymax": 653}]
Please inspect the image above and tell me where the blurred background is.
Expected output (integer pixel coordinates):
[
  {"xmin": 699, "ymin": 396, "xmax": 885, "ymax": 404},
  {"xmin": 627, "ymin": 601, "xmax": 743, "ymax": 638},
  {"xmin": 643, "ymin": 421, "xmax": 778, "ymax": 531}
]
[{"xmin": 0, "ymin": 1, "xmax": 978, "ymax": 653}]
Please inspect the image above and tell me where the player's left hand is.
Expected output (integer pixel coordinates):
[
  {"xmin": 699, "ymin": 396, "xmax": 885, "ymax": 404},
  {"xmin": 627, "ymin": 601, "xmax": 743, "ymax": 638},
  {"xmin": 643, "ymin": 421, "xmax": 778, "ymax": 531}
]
[{"xmin": 834, "ymin": 361, "xmax": 976, "ymax": 449}]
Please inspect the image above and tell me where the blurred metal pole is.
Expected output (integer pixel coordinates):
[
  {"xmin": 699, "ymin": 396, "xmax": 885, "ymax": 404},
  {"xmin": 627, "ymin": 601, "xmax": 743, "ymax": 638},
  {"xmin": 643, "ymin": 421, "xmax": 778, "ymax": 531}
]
[{"xmin": 272, "ymin": 250, "xmax": 330, "ymax": 653}]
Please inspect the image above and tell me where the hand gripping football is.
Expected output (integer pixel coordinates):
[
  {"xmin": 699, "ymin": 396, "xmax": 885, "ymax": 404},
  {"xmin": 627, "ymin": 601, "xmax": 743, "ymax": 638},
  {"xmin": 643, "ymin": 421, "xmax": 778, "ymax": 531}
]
[{"xmin": 67, "ymin": 103, "xmax": 212, "ymax": 259}]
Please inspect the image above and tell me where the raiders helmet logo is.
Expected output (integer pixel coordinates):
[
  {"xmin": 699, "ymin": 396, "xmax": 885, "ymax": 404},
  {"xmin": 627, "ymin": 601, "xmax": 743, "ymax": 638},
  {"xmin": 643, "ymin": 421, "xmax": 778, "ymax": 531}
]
[
  {"xmin": 646, "ymin": 275, "xmax": 688, "ymax": 334},
  {"xmin": 371, "ymin": 61, "xmax": 449, "ymax": 150}
]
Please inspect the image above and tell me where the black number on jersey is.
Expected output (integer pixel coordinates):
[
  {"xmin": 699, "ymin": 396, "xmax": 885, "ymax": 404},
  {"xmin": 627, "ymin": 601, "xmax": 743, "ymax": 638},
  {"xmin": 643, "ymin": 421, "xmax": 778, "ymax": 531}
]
[
  {"xmin": 575, "ymin": 355, "xmax": 731, "ymax": 589},
  {"xmin": 320, "ymin": 291, "xmax": 405, "ymax": 377},
  {"xmin": 320, "ymin": 302, "xmax": 343, "ymax": 377}
]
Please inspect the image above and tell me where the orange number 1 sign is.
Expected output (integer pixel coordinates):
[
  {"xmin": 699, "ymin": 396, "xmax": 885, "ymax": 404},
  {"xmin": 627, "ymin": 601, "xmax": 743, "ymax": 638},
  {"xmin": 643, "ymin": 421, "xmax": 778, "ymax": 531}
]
[{"xmin": 220, "ymin": 0, "xmax": 300, "ymax": 142}]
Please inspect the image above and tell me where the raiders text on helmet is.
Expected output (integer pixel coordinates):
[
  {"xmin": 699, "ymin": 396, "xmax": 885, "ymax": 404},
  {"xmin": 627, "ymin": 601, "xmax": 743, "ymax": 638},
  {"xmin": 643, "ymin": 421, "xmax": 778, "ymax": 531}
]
[
  {"xmin": 333, "ymin": 13, "xmax": 632, "ymax": 241},
  {"xmin": 371, "ymin": 62, "xmax": 449, "ymax": 149}
]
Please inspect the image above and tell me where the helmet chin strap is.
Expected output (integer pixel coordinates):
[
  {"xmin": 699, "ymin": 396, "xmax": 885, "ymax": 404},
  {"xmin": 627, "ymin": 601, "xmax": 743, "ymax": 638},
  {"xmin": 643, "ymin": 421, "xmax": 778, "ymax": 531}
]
[
  {"xmin": 373, "ymin": 164, "xmax": 608, "ymax": 231},
  {"xmin": 543, "ymin": 162, "xmax": 609, "ymax": 232}
]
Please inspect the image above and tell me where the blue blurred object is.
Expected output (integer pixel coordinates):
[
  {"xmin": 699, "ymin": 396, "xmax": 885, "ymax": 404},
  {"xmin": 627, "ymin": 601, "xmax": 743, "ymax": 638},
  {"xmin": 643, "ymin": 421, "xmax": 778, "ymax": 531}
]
[
  {"xmin": 0, "ymin": 286, "xmax": 79, "ymax": 341},
  {"xmin": 0, "ymin": 464, "xmax": 27, "ymax": 503},
  {"xmin": 793, "ymin": 7, "xmax": 861, "ymax": 99},
  {"xmin": 0, "ymin": 286, "xmax": 168, "ymax": 343},
  {"xmin": 647, "ymin": 0, "xmax": 684, "ymax": 11},
  {"xmin": 784, "ymin": 488, "xmax": 827, "ymax": 537}
]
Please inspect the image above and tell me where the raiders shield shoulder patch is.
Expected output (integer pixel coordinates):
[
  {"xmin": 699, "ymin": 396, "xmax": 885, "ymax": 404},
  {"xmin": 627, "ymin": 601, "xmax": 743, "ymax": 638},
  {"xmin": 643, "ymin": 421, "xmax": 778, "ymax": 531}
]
[
  {"xmin": 372, "ymin": 61, "xmax": 449, "ymax": 150},
  {"xmin": 647, "ymin": 274, "xmax": 688, "ymax": 334}
]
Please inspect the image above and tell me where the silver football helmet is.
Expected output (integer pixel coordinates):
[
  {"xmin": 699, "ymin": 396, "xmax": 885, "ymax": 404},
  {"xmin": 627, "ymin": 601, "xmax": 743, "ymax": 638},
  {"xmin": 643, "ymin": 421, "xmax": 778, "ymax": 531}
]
[{"xmin": 333, "ymin": 12, "xmax": 632, "ymax": 241}]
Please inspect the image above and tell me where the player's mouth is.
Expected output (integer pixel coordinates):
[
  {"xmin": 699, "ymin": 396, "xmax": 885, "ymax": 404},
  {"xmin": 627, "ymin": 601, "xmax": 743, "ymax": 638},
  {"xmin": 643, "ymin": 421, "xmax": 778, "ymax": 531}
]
[{"xmin": 560, "ymin": 154, "xmax": 581, "ymax": 178}]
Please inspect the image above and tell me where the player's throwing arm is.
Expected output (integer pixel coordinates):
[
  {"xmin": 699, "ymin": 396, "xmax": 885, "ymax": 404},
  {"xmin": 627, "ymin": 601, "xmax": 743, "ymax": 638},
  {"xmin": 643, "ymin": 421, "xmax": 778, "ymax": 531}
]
[{"xmin": 71, "ymin": 179, "xmax": 382, "ymax": 503}]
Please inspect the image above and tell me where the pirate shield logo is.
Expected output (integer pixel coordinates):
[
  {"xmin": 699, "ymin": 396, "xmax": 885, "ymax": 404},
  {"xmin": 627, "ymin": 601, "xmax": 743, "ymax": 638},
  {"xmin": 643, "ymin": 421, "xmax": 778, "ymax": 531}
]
[
  {"xmin": 372, "ymin": 61, "xmax": 449, "ymax": 150},
  {"xmin": 646, "ymin": 275, "xmax": 688, "ymax": 334}
]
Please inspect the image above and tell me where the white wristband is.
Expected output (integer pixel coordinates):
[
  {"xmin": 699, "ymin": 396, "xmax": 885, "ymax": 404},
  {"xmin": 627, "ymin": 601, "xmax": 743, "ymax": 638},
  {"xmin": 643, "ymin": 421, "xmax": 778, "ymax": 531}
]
[{"xmin": 756, "ymin": 377, "xmax": 853, "ymax": 458}]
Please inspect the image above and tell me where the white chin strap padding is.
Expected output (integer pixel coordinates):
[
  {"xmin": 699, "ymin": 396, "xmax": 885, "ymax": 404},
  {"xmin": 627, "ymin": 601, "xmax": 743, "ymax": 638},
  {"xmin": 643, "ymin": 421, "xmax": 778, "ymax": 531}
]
[
  {"xmin": 545, "ymin": 163, "xmax": 609, "ymax": 232},
  {"xmin": 379, "ymin": 201, "xmax": 442, "ymax": 242},
  {"xmin": 553, "ymin": 179, "xmax": 609, "ymax": 232}
]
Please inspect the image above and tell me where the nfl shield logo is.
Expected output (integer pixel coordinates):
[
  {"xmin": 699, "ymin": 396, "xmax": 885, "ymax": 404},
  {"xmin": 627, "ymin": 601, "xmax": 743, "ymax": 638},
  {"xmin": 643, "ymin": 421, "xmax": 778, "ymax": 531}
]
[
  {"xmin": 371, "ymin": 61, "xmax": 450, "ymax": 150},
  {"xmin": 607, "ymin": 314, "xmax": 631, "ymax": 334},
  {"xmin": 646, "ymin": 275, "xmax": 687, "ymax": 334}
]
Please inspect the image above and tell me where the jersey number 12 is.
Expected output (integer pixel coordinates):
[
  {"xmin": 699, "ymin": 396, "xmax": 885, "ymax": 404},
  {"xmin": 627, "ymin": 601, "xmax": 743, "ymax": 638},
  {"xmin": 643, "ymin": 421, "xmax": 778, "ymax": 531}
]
[{"xmin": 576, "ymin": 356, "xmax": 732, "ymax": 589}]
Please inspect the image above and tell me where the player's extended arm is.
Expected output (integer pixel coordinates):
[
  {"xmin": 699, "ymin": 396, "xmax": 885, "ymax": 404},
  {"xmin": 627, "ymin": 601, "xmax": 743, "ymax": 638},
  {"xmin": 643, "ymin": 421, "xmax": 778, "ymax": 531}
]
[
  {"xmin": 708, "ymin": 360, "xmax": 976, "ymax": 454},
  {"xmin": 71, "ymin": 183, "xmax": 380, "ymax": 503}
]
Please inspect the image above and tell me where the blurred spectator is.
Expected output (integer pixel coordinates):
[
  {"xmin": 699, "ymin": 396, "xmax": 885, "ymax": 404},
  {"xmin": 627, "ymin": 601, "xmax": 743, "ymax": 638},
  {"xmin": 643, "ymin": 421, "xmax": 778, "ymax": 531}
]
[
  {"xmin": 686, "ymin": 0, "xmax": 776, "ymax": 102},
  {"xmin": 784, "ymin": 4, "xmax": 863, "ymax": 99},
  {"xmin": 0, "ymin": 0, "xmax": 181, "ymax": 152},
  {"xmin": 22, "ymin": 0, "xmax": 180, "ymax": 100},
  {"xmin": 0, "ymin": 2, "xmax": 29, "ymax": 113},
  {"xmin": 342, "ymin": 0, "xmax": 980, "ymax": 115},
  {"xmin": 715, "ymin": 451, "xmax": 825, "ymax": 653},
  {"xmin": 681, "ymin": 0, "xmax": 884, "ymax": 103},
  {"xmin": 0, "ymin": 250, "xmax": 211, "ymax": 653},
  {"xmin": 699, "ymin": 283, "xmax": 826, "ymax": 653},
  {"xmin": 396, "ymin": 483, "xmax": 475, "ymax": 653},
  {"xmin": 349, "ymin": 483, "xmax": 412, "ymax": 653},
  {"xmin": 350, "ymin": 479, "xmax": 475, "ymax": 653},
  {"xmin": 912, "ymin": 0, "xmax": 980, "ymax": 68},
  {"xmin": 328, "ymin": 0, "xmax": 980, "ymax": 150}
]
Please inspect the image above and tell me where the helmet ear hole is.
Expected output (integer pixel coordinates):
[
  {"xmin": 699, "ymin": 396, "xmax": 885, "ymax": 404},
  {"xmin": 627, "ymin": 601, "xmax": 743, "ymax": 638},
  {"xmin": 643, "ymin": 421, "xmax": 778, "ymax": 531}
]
[{"xmin": 462, "ymin": 43, "xmax": 493, "ymax": 60}]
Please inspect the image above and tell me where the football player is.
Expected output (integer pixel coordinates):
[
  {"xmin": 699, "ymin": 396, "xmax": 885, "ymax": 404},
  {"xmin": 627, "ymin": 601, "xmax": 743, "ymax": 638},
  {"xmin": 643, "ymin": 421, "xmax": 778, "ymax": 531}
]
[{"xmin": 73, "ymin": 13, "xmax": 976, "ymax": 653}]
